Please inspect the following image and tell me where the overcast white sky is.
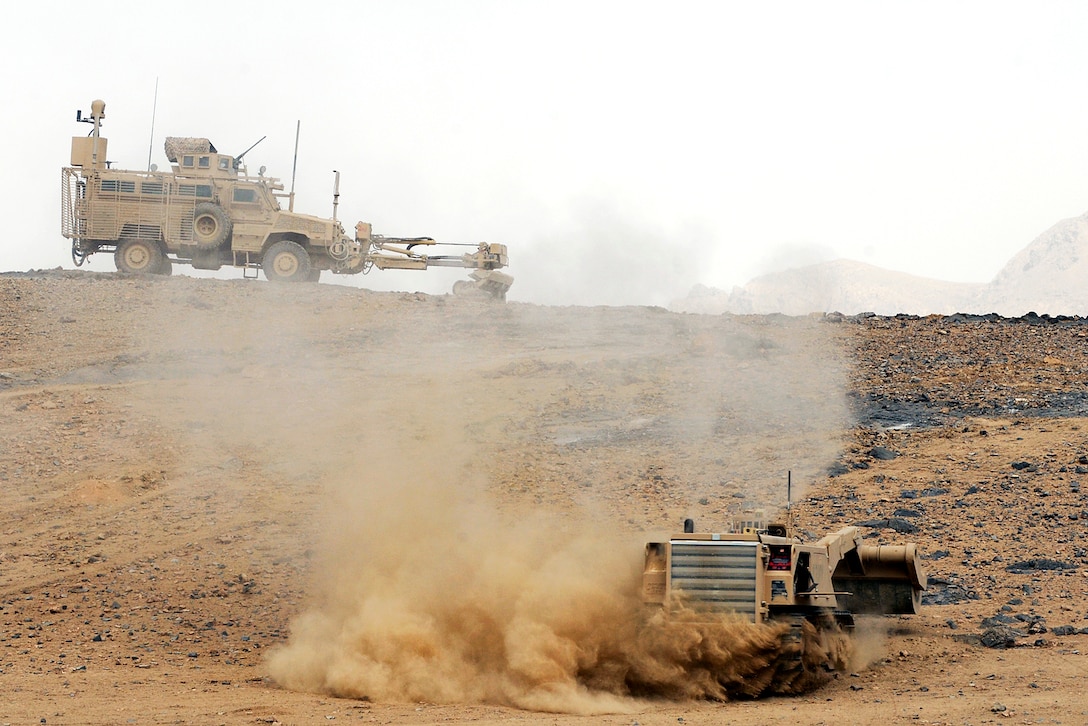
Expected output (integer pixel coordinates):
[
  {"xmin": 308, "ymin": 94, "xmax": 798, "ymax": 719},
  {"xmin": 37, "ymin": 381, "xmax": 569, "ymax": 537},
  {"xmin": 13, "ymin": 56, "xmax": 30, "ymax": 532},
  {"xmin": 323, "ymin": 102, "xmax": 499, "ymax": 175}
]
[{"xmin": 5, "ymin": 1, "xmax": 1088, "ymax": 306}]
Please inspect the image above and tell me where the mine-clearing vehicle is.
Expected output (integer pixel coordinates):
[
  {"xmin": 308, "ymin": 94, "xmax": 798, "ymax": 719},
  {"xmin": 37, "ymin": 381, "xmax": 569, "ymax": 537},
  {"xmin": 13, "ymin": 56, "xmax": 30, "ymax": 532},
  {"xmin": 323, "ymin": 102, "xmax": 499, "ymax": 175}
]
[
  {"xmin": 643, "ymin": 513, "xmax": 925, "ymax": 624},
  {"xmin": 61, "ymin": 99, "xmax": 513, "ymax": 298},
  {"xmin": 642, "ymin": 503, "xmax": 925, "ymax": 690}
]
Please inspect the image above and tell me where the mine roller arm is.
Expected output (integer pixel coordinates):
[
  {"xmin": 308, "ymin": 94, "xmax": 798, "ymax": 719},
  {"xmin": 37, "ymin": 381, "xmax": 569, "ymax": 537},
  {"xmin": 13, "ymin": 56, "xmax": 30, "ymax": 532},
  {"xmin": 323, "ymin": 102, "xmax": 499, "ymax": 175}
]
[
  {"xmin": 819, "ymin": 526, "xmax": 927, "ymax": 615},
  {"xmin": 355, "ymin": 222, "xmax": 513, "ymax": 299}
]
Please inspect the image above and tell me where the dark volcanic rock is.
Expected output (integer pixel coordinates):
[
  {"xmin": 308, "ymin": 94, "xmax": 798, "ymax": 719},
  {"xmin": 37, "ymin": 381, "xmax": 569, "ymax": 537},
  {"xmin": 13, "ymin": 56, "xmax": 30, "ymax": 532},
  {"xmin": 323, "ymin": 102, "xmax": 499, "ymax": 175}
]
[
  {"xmin": 922, "ymin": 576, "xmax": 978, "ymax": 605},
  {"xmin": 869, "ymin": 446, "xmax": 899, "ymax": 461},
  {"xmin": 1005, "ymin": 558, "xmax": 1077, "ymax": 574},
  {"xmin": 979, "ymin": 625, "xmax": 1025, "ymax": 649},
  {"xmin": 856, "ymin": 517, "xmax": 918, "ymax": 534}
]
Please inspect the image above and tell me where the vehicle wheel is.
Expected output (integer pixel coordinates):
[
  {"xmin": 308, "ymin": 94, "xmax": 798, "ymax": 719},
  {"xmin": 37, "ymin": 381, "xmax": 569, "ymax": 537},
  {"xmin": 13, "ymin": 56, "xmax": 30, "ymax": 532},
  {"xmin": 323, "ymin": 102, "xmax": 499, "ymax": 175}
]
[
  {"xmin": 115, "ymin": 239, "xmax": 165, "ymax": 274},
  {"xmin": 262, "ymin": 240, "xmax": 312, "ymax": 282},
  {"xmin": 192, "ymin": 202, "xmax": 232, "ymax": 249}
]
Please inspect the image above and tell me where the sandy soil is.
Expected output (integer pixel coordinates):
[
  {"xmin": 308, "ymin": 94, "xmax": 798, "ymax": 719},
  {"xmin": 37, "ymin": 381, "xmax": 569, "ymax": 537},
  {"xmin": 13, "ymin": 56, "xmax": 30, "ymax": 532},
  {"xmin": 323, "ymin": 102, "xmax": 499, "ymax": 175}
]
[{"xmin": 0, "ymin": 271, "xmax": 1085, "ymax": 725}]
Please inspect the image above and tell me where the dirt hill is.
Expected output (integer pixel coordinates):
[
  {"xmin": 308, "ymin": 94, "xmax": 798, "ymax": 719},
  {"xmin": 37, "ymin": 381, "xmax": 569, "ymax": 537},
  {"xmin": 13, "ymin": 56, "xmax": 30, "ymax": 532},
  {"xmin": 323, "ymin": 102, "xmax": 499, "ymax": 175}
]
[{"xmin": 1, "ymin": 270, "xmax": 1086, "ymax": 725}]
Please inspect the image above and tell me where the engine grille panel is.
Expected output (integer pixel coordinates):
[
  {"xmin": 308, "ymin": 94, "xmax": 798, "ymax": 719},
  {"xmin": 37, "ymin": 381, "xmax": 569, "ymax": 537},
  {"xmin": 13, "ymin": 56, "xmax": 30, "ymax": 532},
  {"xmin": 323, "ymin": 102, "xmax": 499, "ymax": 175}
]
[{"xmin": 670, "ymin": 541, "xmax": 759, "ymax": 620}]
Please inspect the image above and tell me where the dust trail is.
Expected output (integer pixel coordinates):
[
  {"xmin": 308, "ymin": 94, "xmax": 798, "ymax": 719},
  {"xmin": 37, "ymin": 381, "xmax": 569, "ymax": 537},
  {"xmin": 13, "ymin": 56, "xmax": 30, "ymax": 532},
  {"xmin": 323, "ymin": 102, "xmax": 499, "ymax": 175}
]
[
  {"xmin": 257, "ymin": 304, "xmax": 856, "ymax": 713},
  {"xmin": 266, "ymin": 413, "xmax": 849, "ymax": 713},
  {"xmin": 108, "ymin": 280, "xmax": 855, "ymax": 712},
  {"xmin": 848, "ymin": 617, "xmax": 889, "ymax": 672},
  {"xmin": 267, "ymin": 423, "xmax": 642, "ymax": 713}
]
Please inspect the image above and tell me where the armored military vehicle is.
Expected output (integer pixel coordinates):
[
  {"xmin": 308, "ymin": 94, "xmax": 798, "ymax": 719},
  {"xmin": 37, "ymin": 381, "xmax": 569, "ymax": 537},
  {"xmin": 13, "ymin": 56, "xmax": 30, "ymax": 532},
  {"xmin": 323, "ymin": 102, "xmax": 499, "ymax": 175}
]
[
  {"xmin": 641, "ymin": 509, "xmax": 926, "ymax": 694},
  {"xmin": 61, "ymin": 99, "xmax": 512, "ymax": 298}
]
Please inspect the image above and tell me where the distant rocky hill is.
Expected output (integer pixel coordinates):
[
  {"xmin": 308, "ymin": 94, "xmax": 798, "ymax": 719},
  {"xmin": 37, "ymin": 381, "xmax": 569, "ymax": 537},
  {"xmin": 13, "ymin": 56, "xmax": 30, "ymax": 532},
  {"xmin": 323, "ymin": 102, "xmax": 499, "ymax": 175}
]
[
  {"xmin": 673, "ymin": 261, "xmax": 983, "ymax": 316},
  {"xmin": 673, "ymin": 211, "xmax": 1088, "ymax": 316},
  {"xmin": 986, "ymin": 212, "xmax": 1088, "ymax": 315}
]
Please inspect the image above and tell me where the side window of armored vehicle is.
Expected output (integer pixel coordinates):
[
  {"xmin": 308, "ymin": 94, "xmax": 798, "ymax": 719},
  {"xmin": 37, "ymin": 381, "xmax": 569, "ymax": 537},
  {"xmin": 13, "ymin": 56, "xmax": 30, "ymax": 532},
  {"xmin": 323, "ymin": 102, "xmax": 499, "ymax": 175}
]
[
  {"xmin": 198, "ymin": 157, "xmax": 210, "ymax": 169},
  {"xmin": 141, "ymin": 182, "xmax": 164, "ymax": 195},
  {"xmin": 100, "ymin": 179, "xmax": 136, "ymax": 194},
  {"xmin": 178, "ymin": 184, "xmax": 214, "ymax": 199},
  {"xmin": 182, "ymin": 156, "xmax": 194, "ymax": 168},
  {"xmin": 218, "ymin": 158, "xmax": 231, "ymax": 170},
  {"xmin": 233, "ymin": 187, "xmax": 259, "ymax": 204}
]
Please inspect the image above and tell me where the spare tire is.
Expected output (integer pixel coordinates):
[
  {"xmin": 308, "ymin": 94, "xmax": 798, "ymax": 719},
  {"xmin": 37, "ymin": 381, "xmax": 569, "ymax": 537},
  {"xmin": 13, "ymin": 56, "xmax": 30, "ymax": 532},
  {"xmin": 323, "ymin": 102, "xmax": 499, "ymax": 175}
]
[{"xmin": 192, "ymin": 202, "xmax": 232, "ymax": 249}]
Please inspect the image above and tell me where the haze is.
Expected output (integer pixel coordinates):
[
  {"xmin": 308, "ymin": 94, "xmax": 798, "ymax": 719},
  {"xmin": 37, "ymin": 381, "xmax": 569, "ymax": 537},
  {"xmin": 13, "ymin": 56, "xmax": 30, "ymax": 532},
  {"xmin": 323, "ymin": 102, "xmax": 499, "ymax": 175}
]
[{"xmin": 6, "ymin": 1, "xmax": 1088, "ymax": 306}]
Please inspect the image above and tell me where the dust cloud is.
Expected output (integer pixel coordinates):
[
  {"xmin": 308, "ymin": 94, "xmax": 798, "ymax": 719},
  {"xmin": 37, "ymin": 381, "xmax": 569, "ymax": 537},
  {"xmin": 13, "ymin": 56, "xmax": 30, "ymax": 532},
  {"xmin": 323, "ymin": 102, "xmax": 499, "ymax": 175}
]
[
  {"xmin": 513, "ymin": 199, "xmax": 711, "ymax": 308},
  {"xmin": 108, "ymin": 276, "xmax": 856, "ymax": 713},
  {"xmin": 267, "ymin": 431, "xmax": 645, "ymax": 713},
  {"xmin": 266, "ymin": 422, "xmax": 849, "ymax": 713},
  {"xmin": 848, "ymin": 617, "xmax": 890, "ymax": 672},
  {"xmin": 264, "ymin": 309, "xmax": 854, "ymax": 712}
]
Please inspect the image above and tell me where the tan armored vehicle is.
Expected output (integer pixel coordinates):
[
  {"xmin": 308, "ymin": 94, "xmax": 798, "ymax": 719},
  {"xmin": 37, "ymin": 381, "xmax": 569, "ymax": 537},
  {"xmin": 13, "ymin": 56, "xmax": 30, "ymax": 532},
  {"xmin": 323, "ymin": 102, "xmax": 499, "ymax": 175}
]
[
  {"xmin": 61, "ymin": 99, "xmax": 513, "ymax": 298},
  {"xmin": 643, "ymin": 514, "xmax": 925, "ymax": 624},
  {"xmin": 642, "ymin": 509, "xmax": 925, "ymax": 691}
]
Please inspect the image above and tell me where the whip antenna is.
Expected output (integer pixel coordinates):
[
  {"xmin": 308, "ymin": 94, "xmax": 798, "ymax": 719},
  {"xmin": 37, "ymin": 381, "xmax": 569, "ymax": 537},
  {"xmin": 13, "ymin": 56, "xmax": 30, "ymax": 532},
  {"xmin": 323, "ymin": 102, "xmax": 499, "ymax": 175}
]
[
  {"xmin": 146, "ymin": 77, "xmax": 159, "ymax": 172},
  {"xmin": 289, "ymin": 120, "xmax": 300, "ymax": 212},
  {"xmin": 787, "ymin": 470, "xmax": 793, "ymax": 529}
]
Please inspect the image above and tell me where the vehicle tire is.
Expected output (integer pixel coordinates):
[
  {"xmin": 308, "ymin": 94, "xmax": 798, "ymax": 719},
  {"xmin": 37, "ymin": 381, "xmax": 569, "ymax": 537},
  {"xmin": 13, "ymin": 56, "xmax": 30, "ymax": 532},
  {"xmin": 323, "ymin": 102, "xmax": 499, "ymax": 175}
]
[
  {"xmin": 115, "ymin": 238, "xmax": 165, "ymax": 274},
  {"xmin": 262, "ymin": 240, "xmax": 312, "ymax": 282},
  {"xmin": 192, "ymin": 202, "xmax": 232, "ymax": 249}
]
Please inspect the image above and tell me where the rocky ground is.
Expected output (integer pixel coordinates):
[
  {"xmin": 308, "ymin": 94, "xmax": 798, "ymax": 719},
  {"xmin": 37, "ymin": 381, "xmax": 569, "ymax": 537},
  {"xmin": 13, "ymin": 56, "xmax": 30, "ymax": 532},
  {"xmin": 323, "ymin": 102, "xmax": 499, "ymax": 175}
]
[{"xmin": 0, "ymin": 270, "xmax": 1085, "ymax": 725}]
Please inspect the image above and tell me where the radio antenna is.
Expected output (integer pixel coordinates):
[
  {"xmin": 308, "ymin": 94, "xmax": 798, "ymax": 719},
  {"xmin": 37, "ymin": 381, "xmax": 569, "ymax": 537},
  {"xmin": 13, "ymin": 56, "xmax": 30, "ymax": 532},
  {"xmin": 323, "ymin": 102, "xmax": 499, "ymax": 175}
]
[
  {"xmin": 146, "ymin": 77, "xmax": 159, "ymax": 172},
  {"xmin": 289, "ymin": 120, "xmax": 300, "ymax": 212},
  {"xmin": 787, "ymin": 470, "xmax": 793, "ymax": 529}
]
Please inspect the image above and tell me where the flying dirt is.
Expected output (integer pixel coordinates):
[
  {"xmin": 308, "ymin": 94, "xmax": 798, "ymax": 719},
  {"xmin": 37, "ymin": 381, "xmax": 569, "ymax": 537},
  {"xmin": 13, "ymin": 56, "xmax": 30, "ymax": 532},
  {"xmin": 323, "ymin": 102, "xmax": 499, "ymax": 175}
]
[
  {"xmin": 263, "ymin": 461, "xmax": 818, "ymax": 713},
  {"xmin": 211, "ymin": 286, "xmax": 861, "ymax": 712},
  {"xmin": 266, "ymin": 459, "xmax": 922, "ymax": 713}
]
